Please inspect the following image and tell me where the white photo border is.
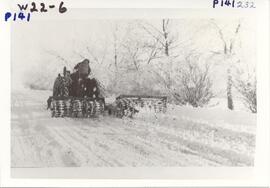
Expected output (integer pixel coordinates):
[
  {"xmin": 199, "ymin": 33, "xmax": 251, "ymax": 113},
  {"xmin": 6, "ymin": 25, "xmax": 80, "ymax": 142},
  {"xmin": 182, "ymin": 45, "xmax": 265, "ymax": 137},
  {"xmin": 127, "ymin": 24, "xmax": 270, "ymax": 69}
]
[{"xmin": 0, "ymin": 0, "xmax": 269, "ymax": 187}]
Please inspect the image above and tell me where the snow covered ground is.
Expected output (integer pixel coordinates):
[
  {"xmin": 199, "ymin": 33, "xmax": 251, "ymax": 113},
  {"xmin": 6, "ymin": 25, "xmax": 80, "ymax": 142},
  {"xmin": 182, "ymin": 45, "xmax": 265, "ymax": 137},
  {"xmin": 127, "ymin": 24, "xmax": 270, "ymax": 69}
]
[{"xmin": 11, "ymin": 89, "xmax": 256, "ymax": 167}]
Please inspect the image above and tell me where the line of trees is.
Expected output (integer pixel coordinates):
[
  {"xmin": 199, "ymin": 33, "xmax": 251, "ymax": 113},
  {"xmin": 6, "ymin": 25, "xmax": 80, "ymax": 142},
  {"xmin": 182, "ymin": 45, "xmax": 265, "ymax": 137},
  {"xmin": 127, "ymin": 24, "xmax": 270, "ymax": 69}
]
[{"xmin": 24, "ymin": 19, "xmax": 257, "ymax": 113}]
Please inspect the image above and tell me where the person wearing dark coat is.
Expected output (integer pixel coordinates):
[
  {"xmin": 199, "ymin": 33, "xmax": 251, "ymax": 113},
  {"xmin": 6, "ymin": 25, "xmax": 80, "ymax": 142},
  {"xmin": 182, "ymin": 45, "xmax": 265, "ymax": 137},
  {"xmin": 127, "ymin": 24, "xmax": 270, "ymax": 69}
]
[
  {"xmin": 69, "ymin": 58, "xmax": 104, "ymax": 98},
  {"xmin": 73, "ymin": 59, "xmax": 91, "ymax": 79},
  {"xmin": 70, "ymin": 71, "xmax": 84, "ymax": 97}
]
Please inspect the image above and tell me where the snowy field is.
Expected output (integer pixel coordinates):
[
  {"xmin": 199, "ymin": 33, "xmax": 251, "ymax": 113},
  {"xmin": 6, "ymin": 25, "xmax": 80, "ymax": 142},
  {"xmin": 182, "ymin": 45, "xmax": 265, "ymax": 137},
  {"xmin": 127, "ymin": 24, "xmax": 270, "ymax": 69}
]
[{"xmin": 11, "ymin": 89, "xmax": 256, "ymax": 167}]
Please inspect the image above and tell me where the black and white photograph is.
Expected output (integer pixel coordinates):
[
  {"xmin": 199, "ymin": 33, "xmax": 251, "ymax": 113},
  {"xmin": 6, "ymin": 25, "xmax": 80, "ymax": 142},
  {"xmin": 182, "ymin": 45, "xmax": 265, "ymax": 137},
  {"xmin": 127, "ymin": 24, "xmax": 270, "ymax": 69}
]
[{"xmin": 10, "ymin": 8, "xmax": 259, "ymax": 170}]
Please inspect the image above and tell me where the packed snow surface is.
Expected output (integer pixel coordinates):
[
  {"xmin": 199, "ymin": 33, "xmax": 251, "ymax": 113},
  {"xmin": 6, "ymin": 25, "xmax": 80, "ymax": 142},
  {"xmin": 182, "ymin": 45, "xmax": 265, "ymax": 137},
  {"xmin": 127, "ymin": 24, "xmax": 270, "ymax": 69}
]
[{"xmin": 11, "ymin": 89, "xmax": 256, "ymax": 167}]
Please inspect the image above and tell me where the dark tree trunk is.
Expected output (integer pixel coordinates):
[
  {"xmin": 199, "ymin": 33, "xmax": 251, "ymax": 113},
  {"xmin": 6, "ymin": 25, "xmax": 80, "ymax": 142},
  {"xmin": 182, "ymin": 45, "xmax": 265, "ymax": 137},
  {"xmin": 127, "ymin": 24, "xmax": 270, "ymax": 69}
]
[
  {"xmin": 165, "ymin": 42, "xmax": 169, "ymax": 56},
  {"xmin": 227, "ymin": 68, "xmax": 234, "ymax": 110},
  {"xmin": 162, "ymin": 19, "xmax": 169, "ymax": 56},
  {"xmin": 114, "ymin": 54, "xmax": 117, "ymax": 71}
]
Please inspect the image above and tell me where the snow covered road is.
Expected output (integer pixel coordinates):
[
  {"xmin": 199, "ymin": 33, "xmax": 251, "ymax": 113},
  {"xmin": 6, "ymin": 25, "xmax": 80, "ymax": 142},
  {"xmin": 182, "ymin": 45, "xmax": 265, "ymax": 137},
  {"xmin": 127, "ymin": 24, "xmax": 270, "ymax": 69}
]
[{"xmin": 11, "ymin": 90, "xmax": 256, "ymax": 167}]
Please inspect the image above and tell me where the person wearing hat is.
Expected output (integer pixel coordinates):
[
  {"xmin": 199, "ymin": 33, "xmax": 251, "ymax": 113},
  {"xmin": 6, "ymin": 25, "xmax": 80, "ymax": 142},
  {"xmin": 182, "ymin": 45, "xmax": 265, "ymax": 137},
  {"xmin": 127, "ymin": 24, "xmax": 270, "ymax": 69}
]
[
  {"xmin": 73, "ymin": 58, "xmax": 91, "ymax": 79},
  {"xmin": 70, "ymin": 59, "xmax": 92, "ymax": 97}
]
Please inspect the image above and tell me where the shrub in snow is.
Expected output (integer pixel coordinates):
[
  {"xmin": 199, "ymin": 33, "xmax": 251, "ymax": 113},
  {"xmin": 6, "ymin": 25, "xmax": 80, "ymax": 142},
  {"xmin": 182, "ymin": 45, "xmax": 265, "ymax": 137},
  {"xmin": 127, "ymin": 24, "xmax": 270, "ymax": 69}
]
[
  {"xmin": 234, "ymin": 74, "xmax": 257, "ymax": 113},
  {"xmin": 173, "ymin": 60, "xmax": 214, "ymax": 107}
]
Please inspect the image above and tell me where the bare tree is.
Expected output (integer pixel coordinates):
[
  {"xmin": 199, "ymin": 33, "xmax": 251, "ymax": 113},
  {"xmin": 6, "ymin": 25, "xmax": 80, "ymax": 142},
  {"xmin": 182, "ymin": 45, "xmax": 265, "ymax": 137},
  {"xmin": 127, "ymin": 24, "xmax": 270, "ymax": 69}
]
[
  {"xmin": 211, "ymin": 20, "xmax": 241, "ymax": 110},
  {"xmin": 106, "ymin": 21, "xmax": 147, "ymax": 94},
  {"xmin": 111, "ymin": 22, "xmax": 120, "ymax": 71},
  {"xmin": 140, "ymin": 19, "xmax": 179, "ymax": 58},
  {"xmin": 162, "ymin": 19, "xmax": 170, "ymax": 56},
  {"xmin": 143, "ymin": 38, "xmax": 163, "ymax": 64},
  {"xmin": 121, "ymin": 41, "xmax": 144, "ymax": 71}
]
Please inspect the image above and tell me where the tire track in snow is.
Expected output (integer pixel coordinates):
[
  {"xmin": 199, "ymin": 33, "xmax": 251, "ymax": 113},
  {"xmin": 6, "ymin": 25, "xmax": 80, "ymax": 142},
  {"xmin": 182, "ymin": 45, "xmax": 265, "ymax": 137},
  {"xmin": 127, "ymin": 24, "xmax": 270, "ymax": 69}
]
[
  {"xmin": 95, "ymin": 117, "xmax": 219, "ymax": 166},
  {"xmin": 128, "ymin": 115, "xmax": 255, "ymax": 164},
  {"xmin": 47, "ymin": 127, "xmax": 89, "ymax": 167},
  {"xmin": 156, "ymin": 131, "xmax": 253, "ymax": 166},
  {"xmin": 69, "ymin": 124, "xmax": 156, "ymax": 166},
  {"xmin": 61, "ymin": 126, "xmax": 119, "ymax": 167}
]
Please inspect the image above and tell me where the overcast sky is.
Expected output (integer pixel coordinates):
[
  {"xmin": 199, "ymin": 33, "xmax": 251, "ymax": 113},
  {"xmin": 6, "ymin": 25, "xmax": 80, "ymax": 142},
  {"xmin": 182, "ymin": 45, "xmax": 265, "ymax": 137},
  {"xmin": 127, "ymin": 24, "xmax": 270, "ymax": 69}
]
[{"xmin": 11, "ymin": 17, "xmax": 256, "ymax": 90}]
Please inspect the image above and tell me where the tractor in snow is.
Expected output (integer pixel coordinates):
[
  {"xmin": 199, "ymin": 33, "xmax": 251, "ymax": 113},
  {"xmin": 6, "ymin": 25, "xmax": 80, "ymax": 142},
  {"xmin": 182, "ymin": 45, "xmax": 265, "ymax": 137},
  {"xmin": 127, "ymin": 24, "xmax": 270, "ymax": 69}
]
[{"xmin": 47, "ymin": 59, "xmax": 168, "ymax": 118}]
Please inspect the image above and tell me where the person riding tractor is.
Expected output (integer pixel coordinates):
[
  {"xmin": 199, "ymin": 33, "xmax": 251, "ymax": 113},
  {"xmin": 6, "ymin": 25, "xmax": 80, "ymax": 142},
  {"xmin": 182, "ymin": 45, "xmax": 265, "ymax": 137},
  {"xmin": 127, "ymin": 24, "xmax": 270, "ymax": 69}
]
[
  {"xmin": 48, "ymin": 58, "xmax": 167, "ymax": 118},
  {"xmin": 52, "ymin": 58, "xmax": 100, "ymax": 99}
]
